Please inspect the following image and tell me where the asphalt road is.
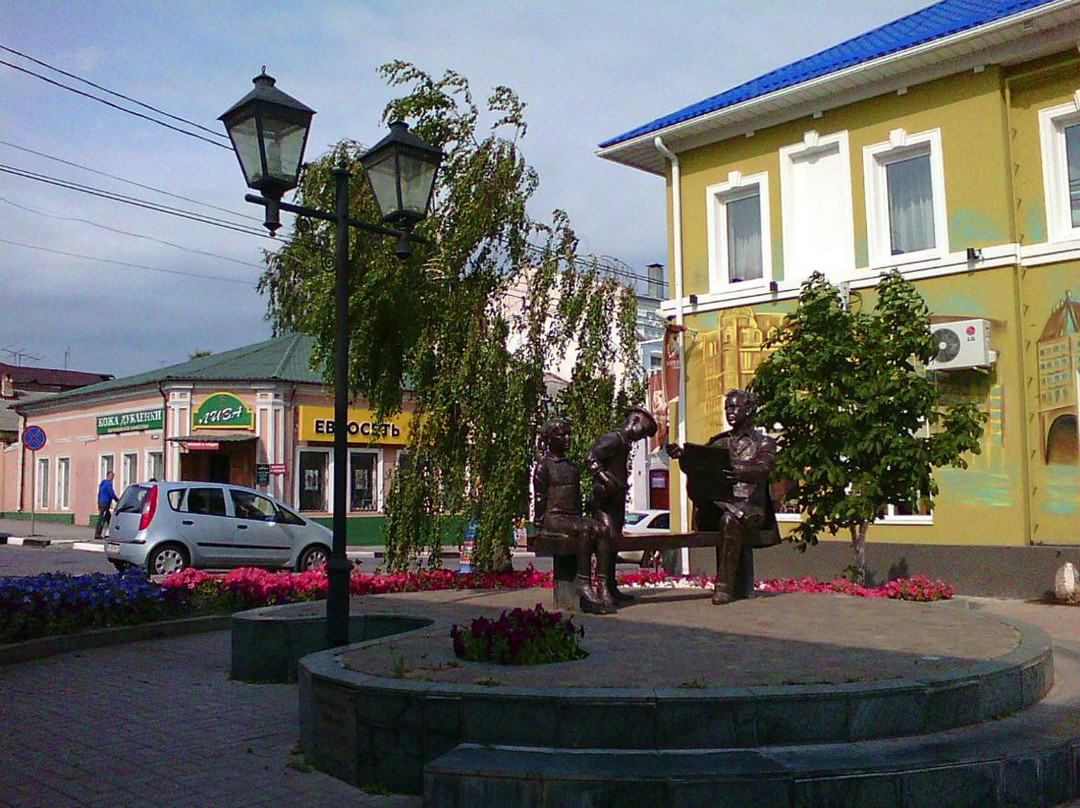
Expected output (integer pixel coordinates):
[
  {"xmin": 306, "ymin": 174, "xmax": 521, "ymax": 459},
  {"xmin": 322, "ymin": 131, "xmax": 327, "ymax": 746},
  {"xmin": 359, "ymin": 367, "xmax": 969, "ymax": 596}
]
[
  {"xmin": 0, "ymin": 544, "xmax": 115, "ymax": 577},
  {"xmin": 0, "ymin": 542, "xmax": 552, "ymax": 579}
]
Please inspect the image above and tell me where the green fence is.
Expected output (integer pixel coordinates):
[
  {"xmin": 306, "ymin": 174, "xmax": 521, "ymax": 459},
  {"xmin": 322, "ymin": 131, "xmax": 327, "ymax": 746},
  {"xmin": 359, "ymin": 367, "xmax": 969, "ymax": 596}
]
[{"xmin": 0, "ymin": 511, "xmax": 76, "ymax": 524}]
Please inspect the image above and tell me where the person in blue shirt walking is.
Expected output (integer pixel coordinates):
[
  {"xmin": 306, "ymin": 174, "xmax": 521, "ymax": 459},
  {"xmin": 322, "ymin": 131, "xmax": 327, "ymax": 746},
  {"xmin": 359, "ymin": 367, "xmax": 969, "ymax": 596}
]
[{"xmin": 94, "ymin": 471, "xmax": 119, "ymax": 540}]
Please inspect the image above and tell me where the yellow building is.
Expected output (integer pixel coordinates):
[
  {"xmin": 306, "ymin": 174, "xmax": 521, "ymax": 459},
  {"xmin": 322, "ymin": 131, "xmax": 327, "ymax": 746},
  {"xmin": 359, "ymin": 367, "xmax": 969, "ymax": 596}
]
[{"xmin": 599, "ymin": 0, "xmax": 1080, "ymax": 592}]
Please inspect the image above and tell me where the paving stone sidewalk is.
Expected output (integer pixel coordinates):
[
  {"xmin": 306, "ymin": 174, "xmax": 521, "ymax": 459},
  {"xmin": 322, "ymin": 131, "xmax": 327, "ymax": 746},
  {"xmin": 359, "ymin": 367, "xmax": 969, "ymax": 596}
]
[
  {"xmin": 2, "ymin": 591, "xmax": 1078, "ymax": 807},
  {"xmin": 0, "ymin": 631, "xmax": 419, "ymax": 808}
]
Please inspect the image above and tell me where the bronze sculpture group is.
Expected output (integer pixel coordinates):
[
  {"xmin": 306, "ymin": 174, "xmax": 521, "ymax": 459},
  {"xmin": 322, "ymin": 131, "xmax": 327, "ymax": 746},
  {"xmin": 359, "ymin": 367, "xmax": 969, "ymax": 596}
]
[{"xmin": 533, "ymin": 390, "xmax": 777, "ymax": 613}]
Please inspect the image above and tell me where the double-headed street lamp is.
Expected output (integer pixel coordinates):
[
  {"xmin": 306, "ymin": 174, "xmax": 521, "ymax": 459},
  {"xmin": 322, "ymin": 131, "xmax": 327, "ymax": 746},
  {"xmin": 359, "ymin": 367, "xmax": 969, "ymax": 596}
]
[{"xmin": 220, "ymin": 70, "xmax": 442, "ymax": 648}]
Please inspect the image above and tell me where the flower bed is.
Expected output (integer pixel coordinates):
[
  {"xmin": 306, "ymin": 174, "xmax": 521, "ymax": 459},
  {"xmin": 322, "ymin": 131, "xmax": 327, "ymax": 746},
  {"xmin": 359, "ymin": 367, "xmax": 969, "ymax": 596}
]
[
  {"xmin": 757, "ymin": 574, "xmax": 956, "ymax": 601},
  {"xmin": 620, "ymin": 569, "xmax": 955, "ymax": 602},
  {"xmin": 0, "ymin": 569, "xmax": 189, "ymax": 644},
  {"xmin": 0, "ymin": 564, "xmax": 953, "ymax": 646},
  {"xmin": 0, "ymin": 565, "xmax": 552, "ymax": 644},
  {"xmin": 451, "ymin": 603, "xmax": 586, "ymax": 665}
]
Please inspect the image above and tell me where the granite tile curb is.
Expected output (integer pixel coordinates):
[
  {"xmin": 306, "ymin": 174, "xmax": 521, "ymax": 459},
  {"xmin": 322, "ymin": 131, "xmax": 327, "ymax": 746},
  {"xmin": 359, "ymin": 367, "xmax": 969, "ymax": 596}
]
[
  {"xmin": 0, "ymin": 614, "xmax": 232, "ymax": 666},
  {"xmin": 296, "ymin": 605, "xmax": 1054, "ymax": 794}
]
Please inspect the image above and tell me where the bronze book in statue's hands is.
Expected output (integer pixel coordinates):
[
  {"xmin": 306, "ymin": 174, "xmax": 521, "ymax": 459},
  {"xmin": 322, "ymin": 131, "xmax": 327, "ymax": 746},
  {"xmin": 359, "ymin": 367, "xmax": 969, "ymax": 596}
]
[
  {"xmin": 678, "ymin": 442, "xmax": 732, "ymax": 473},
  {"xmin": 677, "ymin": 442, "xmax": 733, "ymax": 505}
]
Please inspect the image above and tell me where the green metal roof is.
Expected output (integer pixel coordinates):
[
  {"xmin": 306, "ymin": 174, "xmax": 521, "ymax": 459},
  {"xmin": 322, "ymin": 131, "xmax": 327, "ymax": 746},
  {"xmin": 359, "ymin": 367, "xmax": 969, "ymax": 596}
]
[{"xmin": 14, "ymin": 333, "xmax": 324, "ymax": 412}]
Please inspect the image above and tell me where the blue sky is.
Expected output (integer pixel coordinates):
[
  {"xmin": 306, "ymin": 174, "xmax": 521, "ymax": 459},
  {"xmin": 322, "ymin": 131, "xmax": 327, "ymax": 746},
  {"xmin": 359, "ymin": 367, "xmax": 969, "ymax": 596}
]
[{"xmin": 1, "ymin": 0, "xmax": 928, "ymax": 377}]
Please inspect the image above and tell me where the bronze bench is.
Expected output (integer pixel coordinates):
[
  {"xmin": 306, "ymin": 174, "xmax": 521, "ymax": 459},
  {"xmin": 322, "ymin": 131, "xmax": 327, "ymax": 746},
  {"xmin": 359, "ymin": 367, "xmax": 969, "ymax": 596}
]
[{"xmin": 533, "ymin": 530, "xmax": 761, "ymax": 610}]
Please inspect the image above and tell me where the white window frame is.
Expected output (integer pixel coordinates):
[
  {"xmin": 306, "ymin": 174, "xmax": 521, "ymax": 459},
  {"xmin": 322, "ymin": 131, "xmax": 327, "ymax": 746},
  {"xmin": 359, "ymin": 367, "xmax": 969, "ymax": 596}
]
[
  {"xmin": 121, "ymin": 452, "xmax": 139, "ymax": 492},
  {"xmin": 295, "ymin": 447, "xmax": 332, "ymax": 512},
  {"xmin": 56, "ymin": 456, "xmax": 71, "ymax": 510},
  {"xmin": 348, "ymin": 448, "xmax": 384, "ymax": 512},
  {"xmin": 99, "ymin": 453, "xmax": 115, "ymax": 482},
  {"xmin": 705, "ymin": 170, "xmax": 772, "ymax": 292},
  {"xmin": 36, "ymin": 457, "xmax": 50, "ymax": 510},
  {"xmin": 1039, "ymin": 93, "xmax": 1080, "ymax": 243},
  {"xmin": 863, "ymin": 128, "xmax": 948, "ymax": 267},
  {"xmin": 779, "ymin": 130, "xmax": 856, "ymax": 282},
  {"xmin": 145, "ymin": 449, "xmax": 164, "ymax": 482}
]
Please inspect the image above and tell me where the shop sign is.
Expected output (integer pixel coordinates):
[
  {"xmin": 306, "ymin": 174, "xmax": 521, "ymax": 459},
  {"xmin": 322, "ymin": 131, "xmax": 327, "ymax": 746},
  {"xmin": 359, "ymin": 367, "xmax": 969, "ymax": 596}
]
[
  {"xmin": 185, "ymin": 441, "xmax": 220, "ymax": 451},
  {"xmin": 297, "ymin": 405, "xmax": 412, "ymax": 444},
  {"xmin": 256, "ymin": 464, "xmax": 271, "ymax": 485},
  {"xmin": 269, "ymin": 463, "xmax": 288, "ymax": 474},
  {"xmin": 192, "ymin": 392, "xmax": 253, "ymax": 430},
  {"xmin": 96, "ymin": 408, "xmax": 164, "ymax": 435}
]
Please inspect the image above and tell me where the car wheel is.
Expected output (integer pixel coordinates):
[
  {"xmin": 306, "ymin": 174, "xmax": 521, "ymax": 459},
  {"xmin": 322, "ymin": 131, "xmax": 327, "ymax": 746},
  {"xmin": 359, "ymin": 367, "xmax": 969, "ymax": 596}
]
[
  {"xmin": 297, "ymin": 544, "xmax": 329, "ymax": 571},
  {"xmin": 110, "ymin": 560, "xmax": 131, "ymax": 572},
  {"xmin": 147, "ymin": 543, "xmax": 189, "ymax": 576}
]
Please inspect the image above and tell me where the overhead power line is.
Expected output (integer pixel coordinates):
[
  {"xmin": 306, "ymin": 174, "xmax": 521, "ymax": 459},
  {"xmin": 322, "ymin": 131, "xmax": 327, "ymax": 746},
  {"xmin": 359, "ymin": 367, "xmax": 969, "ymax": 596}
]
[
  {"xmin": 0, "ymin": 236, "xmax": 258, "ymax": 285},
  {"xmin": 0, "ymin": 163, "xmax": 273, "ymax": 239},
  {"xmin": 0, "ymin": 195, "xmax": 265, "ymax": 270},
  {"xmin": 0, "ymin": 45, "xmax": 229, "ymax": 141},
  {"xmin": 0, "ymin": 57, "xmax": 230, "ymax": 150},
  {"xmin": 0, "ymin": 139, "xmax": 261, "ymax": 224}
]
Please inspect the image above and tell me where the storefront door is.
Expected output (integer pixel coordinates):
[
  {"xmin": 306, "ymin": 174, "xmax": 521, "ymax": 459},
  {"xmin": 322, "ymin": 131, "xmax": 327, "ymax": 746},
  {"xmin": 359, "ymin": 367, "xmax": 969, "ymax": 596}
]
[
  {"xmin": 350, "ymin": 451, "xmax": 378, "ymax": 511},
  {"xmin": 298, "ymin": 450, "xmax": 328, "ymax": 511}
]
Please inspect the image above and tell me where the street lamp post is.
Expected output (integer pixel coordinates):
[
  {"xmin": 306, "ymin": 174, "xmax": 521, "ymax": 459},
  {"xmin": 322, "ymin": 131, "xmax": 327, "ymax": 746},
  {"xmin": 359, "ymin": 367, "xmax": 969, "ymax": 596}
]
[{"xmin": 220, "ymin": 71, "xmax": 442, "ymax": 648}]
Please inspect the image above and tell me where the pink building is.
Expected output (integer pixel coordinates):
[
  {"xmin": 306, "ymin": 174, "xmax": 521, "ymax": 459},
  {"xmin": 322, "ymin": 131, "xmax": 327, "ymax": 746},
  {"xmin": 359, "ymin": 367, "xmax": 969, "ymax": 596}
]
[{"xmin": 1, "ymin": 335, "xmax": 411, "ymax": 527}]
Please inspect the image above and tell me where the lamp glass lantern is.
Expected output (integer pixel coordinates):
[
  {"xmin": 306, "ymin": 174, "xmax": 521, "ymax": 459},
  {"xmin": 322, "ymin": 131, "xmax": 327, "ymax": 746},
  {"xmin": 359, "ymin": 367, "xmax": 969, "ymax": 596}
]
[
  {"xmin": 218, "ymin": 71, "xmax": 315, "ymax": 199},
  {"xmin": 360, "ymin": 121, "xmax": 442, "ymax": 226}
]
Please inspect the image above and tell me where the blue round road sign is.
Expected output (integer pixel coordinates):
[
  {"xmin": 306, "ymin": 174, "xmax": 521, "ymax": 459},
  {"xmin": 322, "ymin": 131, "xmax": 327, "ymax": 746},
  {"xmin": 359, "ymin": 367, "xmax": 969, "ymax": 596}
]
[{"xmin": 22, "ymin": 425, "xmax": 47, "ymax": 451}]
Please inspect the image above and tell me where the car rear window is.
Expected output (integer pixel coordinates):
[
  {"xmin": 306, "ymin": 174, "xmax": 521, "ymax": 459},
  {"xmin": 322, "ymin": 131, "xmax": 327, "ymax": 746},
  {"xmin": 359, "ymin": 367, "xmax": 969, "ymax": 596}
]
[
  {"xmin": 116, "ymin": 485, "xmax": 149, "ymax": 514},
  {"xmin": 651, "ymin": 513, "xmax": 670, "ymax": 530},
  {"xmin": 183, "ymin": 487, "xmax": 227, "ymax": 517}
]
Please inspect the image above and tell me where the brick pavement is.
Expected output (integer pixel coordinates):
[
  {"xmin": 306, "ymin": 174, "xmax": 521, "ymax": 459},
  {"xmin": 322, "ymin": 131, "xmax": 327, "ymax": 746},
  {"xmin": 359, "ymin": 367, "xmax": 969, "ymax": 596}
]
[
  {"xmin": 0, "ymin": 631, "xmax": 419, "ymax": 808},
  {"xmin": 1, "ymin": 588, "xmax": 1078, "ymax": 807}
]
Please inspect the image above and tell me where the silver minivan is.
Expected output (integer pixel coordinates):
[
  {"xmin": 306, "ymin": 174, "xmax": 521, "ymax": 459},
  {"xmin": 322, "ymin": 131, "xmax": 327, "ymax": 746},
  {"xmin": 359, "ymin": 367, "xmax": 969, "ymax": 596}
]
[{"xmin": 105, "ymin": 481, "xmax": 333, "ymax": 575}]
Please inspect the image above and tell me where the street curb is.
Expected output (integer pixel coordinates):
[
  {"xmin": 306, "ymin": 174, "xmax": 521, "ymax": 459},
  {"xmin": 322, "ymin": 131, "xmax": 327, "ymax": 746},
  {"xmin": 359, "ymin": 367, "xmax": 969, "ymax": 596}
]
[
  {"xmin": 0, "ymin": 536, "xmax": 81, "ymax": 548},
  {"xmin": 0, "ymin": 614, "xmax": 232, "ymax": 667}
]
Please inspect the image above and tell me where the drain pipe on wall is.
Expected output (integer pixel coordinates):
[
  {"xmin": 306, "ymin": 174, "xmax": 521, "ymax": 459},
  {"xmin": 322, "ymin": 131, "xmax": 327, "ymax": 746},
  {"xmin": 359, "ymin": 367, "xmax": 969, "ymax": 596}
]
[{"xmin": 654, "ymin": 136, "xmax": 692, "ymax": 572}]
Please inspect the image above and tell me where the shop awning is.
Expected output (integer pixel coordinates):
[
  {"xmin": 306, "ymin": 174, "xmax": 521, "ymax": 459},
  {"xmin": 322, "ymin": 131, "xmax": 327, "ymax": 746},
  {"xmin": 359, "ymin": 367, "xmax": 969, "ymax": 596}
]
[
  {"xmin": 169, "ymin": 433, "xmax": 257, "ymax": 450},
  {"xmin": 169, "ymin": 433, "xmax": 257, "ymax": 443}
]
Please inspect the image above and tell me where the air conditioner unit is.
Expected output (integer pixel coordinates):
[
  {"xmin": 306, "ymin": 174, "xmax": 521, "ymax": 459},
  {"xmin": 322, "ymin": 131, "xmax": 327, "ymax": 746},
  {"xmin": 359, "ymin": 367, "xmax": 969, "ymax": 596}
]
[{"xmin": 927, "ymin": 319, "xmax": 996, "ymax": 371}]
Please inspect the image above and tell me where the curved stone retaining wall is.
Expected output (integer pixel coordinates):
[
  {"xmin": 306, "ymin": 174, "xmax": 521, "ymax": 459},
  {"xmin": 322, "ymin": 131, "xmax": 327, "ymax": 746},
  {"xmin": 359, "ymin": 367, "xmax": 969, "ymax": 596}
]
[
  {"xmin": 232, "ymin": 606, "xmax": 432, "ymax": 683},
  {"xmin": 298, "ymin": 615, "xmax": 1053, "ymax": 794}
]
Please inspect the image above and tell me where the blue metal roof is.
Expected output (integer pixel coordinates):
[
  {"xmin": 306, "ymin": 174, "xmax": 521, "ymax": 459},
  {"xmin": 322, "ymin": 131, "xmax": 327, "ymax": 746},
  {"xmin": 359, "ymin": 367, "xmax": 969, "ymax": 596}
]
[{"xmin": 600, "ymin": 0, "xmax": 1059, "ymax": 148}]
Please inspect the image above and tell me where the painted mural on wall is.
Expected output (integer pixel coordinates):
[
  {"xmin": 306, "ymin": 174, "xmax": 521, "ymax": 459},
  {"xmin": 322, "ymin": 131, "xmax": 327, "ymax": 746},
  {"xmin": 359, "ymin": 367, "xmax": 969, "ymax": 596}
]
[
  {"xmin": 1037, "ymin": 291, "xmax": 1080, "ymax": 521},
  {"xmin": 1038, "ymin": 292, "xmax": 1080, "ymax": 465},
  {"xmin": 699, "ymin": 306, "xmax": 786, "ymax": 435}
]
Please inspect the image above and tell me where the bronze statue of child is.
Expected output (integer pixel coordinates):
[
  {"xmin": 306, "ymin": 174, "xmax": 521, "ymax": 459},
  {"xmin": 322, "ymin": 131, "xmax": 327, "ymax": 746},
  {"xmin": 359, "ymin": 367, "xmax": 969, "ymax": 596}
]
[{"xmin": 533, "ymin": 418, "xmax": 614, "ymax": 614}]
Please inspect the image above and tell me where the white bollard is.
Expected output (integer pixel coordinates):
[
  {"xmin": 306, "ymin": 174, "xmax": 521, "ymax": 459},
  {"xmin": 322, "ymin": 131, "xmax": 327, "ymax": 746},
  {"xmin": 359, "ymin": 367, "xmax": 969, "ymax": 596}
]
[{"xmin": 1055, "ymin": 562, "xmax": 1078, "ymax": 602}]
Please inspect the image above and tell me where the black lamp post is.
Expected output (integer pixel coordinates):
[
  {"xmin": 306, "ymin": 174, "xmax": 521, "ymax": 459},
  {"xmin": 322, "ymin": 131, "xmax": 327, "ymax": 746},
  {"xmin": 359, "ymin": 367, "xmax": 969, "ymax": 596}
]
[{"xmin": 220, "ymin": 70, "xmax": 441, "ymax": 648}]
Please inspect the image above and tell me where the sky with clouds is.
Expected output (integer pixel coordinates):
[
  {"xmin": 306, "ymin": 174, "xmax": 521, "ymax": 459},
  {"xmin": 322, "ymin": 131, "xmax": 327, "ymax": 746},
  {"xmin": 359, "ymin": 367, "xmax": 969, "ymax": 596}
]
[{"xmin": 1, "ymin": 0, "xmax": 929, "ymax": 378}]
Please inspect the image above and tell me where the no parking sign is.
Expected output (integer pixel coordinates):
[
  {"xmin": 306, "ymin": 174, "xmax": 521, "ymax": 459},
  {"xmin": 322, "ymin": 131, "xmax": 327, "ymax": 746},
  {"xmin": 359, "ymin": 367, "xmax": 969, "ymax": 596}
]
[{"xmin": 22, "ymin": 425, "xmax": 47, "ymax": 451}]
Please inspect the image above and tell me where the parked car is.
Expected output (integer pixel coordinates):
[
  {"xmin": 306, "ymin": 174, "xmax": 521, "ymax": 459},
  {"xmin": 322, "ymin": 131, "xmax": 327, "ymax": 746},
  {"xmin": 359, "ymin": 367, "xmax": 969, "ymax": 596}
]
[
  {"xmin": 105, "ymin": 481, "xmax": 333, "ymax": 575},
  {"xmin": 620, "ymin": 510, "xmax": 677, "ymax": 570},
  {"xmin": 624, "ymin": 510, "xmax": 671, "ymax": 534}
]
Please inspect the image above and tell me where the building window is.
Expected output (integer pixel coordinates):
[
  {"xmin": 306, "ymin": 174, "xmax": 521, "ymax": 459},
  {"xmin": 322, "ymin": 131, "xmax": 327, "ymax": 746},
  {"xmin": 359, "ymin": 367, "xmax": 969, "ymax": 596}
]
[
  {"xmin": 147, "ymin": 450, "xmax": 164, "ymax": 482},
  {"xmin": 706, "ymin": 171, "xmax": 771, "ymax": 290},
  {"xmin": 864, "ymin": 128, "xmax": 948, "ymax": 266},
  {"xmin": 1039, "ymin": 96, "xmax": 1080, "ymax": 242},
  {"xmin": 56, "ymin": 457, "xmax": 70, "ymax": 510},
  {"xmin": 779, "ymin": 130, "xmax": 855, "ymax": 283},
  {"xmin": 349, "ymin": 450, "xmax": 382, "ymax": 512},
  {"xmin": 298, "ymin": 449, "xmax": 329, "ymax": 511},
  {"xmin": 122, "ymin": 452, "xmax": 138, "ymax": 492},
  {"xmin": 99, "ymin": 454, "xmax": 115, "ymax": 482},
  {"xmin": 36, "ymin": 458, "xmax": 50, "ymax": 510}
]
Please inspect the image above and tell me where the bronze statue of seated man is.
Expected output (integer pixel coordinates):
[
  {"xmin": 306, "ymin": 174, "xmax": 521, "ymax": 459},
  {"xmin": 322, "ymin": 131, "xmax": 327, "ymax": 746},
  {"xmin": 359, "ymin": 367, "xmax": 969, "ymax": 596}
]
[
  {"xmin": 533, "ymin": 418, "xmax": 614, "ymax": 614},
  {"xmin": 668, "ymin": 389, "xmax": 779, "ymax": 605}
]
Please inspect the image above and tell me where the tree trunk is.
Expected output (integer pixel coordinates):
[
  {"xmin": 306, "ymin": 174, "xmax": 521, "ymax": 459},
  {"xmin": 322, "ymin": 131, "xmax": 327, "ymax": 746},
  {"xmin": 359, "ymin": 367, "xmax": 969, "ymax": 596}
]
[{"xmin": 850, "ymin": 522, "xmax": 868, "ymax": 582}]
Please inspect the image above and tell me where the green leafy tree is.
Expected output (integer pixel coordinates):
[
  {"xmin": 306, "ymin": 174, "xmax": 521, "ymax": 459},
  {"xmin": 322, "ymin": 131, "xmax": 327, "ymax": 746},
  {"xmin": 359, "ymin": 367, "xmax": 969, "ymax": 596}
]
[
  {"xmin": 748, "ymin": 271, "xmax": 986, "ymax": 580},
  {"xmin": 258, "ymin": 62, "xmax": 641, "ymax": 569}
]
